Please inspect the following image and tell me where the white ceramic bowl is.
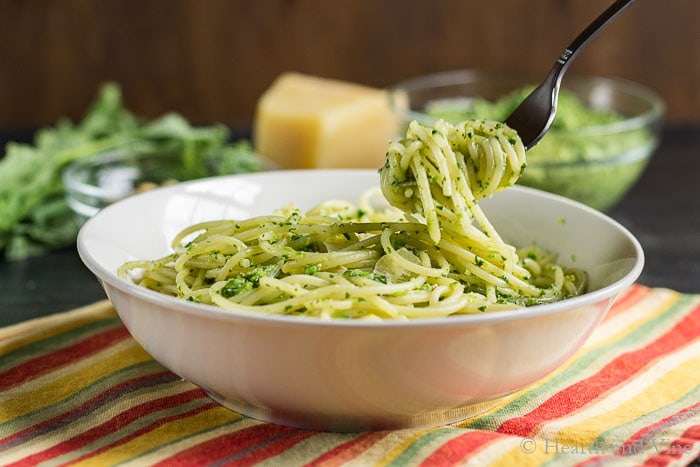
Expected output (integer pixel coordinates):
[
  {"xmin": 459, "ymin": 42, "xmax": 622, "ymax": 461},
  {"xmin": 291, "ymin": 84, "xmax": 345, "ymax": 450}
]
[{"xmin": 77, "ymin": 169, "xmax": 644, "ymax": 432}]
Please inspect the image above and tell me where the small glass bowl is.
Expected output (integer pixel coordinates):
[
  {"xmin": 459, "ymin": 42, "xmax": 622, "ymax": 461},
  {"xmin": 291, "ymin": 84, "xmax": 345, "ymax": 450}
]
[
  {"xmin": 390, "ymin": 70, "xmax": 665, "ymax": 211},
  {"xmin": 62, "ymin": 150, "xmax": 191, "ymax": 224},
  {"xmin": 63, "ymin": 148, "xmax": 268, "ymax": 224}
]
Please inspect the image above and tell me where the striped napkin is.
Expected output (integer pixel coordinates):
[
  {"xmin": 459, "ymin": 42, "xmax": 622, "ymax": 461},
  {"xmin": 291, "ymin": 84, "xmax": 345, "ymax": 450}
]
[{"xmin": 1, "ymin": 284, "xmax": 698, "ymax": 466}]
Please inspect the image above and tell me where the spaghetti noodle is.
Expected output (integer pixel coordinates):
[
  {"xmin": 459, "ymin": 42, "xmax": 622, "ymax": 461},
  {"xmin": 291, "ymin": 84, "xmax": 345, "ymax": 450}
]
[{"xmin": 119, "ymin": 119, "xmax": 587, "ymax": 319}]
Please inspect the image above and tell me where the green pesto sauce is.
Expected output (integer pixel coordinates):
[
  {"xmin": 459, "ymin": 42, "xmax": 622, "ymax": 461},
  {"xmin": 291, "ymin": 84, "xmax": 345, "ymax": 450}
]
[{"xmin": 424, "ymin": 87, "xmax": 657, "ymax": 210}]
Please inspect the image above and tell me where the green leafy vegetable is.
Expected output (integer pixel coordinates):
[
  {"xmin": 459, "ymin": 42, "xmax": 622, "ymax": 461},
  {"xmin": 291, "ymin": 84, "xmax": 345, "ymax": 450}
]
[{"xmin": 0, "ymin": 83, "xmax": 263, "ymax": 261}]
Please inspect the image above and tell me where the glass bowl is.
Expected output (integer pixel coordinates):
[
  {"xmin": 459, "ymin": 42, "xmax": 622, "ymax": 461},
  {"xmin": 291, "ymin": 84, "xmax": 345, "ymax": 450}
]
[
  {"xmin": 62, "ymin": 146, "xmax": 267, "ymax": 224},
  {"xmin": 390, "ymin": 70, "xmax": 665, "ymax": 211}
]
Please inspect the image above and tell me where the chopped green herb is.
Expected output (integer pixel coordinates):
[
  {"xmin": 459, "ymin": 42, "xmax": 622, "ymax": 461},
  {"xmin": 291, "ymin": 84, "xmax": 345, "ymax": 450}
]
[{"xmin": 220, "ymin": 265, "xmax": 276, "ymax": 298}]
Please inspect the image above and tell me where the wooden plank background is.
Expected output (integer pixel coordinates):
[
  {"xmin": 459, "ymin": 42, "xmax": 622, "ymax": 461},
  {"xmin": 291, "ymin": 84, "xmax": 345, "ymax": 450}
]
[{"xmin": 0, "ymin": 0, "xmax": 698, "ymax": 127}]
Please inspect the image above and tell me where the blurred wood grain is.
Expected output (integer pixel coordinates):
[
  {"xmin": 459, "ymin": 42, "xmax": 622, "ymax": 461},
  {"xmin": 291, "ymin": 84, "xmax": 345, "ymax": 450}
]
[{"xmin": 0, "ymin": 0, "xmax": 698, "ymax": 127}]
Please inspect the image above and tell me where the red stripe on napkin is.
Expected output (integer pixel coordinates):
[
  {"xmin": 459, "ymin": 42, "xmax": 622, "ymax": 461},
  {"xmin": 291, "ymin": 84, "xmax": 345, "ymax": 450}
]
[
  {"xmin": 306, "ymin": 431, "xmax": 390, "ymax": 466},
  {"xmin": 619, "ymin": 402, "xmax": 700, "ymax": 454},
  {"xmin": 640, "ymin": 424, "xmax": 700, "ymax": 466},
  {"xmin": 419, "ymin": 430, "xmax": 507, "ymax": 465},
  {"xmin": 155, "ymin": 423, "xmax": 315, "ymax": 466},
  {"xmin": 0, "ymin": 370, "xmax": 177, "ymax": 451},
  {"xmin": 0, "ymin": 326, "xmax": 131, "ymax": 391},
  {"xmin": 9, "ymin": 389, "xmax": 208, "ymax": 466}
]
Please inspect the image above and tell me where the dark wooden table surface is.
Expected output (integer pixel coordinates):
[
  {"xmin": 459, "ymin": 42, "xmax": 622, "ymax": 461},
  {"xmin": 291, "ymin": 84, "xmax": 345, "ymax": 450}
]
[{"xmin": 1, "ymin": 124, "xmax": 698, "ymax": 327}]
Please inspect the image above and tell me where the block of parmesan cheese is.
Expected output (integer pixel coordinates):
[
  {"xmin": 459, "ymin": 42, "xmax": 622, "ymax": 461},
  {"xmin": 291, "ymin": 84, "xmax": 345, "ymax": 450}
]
[{"xmin": 253, "ymin": 73, "xmax": 399, "ymax": 169}]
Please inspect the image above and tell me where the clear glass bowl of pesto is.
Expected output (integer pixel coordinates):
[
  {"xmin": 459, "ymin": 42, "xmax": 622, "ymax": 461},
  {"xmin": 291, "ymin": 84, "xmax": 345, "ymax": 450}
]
[{"xmin": 389, "ymin": 70, "xmax": 664, "ymax": 211}]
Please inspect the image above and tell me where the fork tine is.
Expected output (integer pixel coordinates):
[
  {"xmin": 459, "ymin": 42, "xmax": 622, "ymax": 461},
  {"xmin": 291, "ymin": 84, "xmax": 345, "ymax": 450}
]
[{"xmin": 505, "ymin": 69, "xmax": 560, "ymax": 150}]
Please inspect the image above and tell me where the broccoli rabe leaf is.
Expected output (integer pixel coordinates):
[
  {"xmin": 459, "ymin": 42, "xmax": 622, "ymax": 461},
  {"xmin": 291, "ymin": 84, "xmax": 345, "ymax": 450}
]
[{"xmin": 0, "ymin": 82, "xmax": 262, "ymax": 261}]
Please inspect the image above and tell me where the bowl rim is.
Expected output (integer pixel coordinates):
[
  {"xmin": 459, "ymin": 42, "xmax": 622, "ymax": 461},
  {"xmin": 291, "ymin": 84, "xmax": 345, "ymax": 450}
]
[
  {"xmin": 77, "ymin": 169, "xmax": 645, "ymax": 330},
  {"xmin": 390, "ymin": 69, "xmax": 665, "ymax": 137}
]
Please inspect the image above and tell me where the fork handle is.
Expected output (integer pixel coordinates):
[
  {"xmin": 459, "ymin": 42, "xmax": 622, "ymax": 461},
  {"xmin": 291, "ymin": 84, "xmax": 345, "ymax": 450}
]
[
  {"xmin": 505, "ymin": 0, "xmax": 638, "ymax": 149},
  {"xmin": 543, "ymin": 0, "xmax": 637, "ymax": 124},
  {"xmin": 556, "ymin": 0, "xmax": 637, "ymax": 75}
]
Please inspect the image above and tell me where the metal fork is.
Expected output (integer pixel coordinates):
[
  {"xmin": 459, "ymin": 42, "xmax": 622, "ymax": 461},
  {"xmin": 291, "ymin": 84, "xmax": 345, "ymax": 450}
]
[{"xmin": 505, "ymin": 0, "xmax": 637, "ymax": 149}]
